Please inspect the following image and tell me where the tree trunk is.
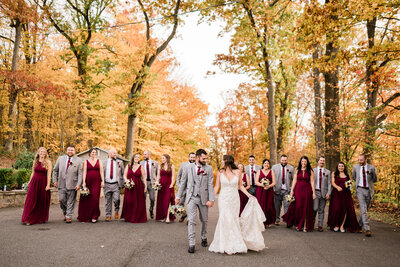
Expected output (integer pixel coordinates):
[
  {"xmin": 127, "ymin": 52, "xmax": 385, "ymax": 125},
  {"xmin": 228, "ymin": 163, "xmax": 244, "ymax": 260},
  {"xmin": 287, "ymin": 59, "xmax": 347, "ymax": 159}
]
[
  {"xmin": 313, "ymin": 44, "xmax": 324, "ymax": 159},
  {"xmin": 364, "ymin": 17, "xmax": 378, "ymax": 160},
  {"xmin": 4, "ymin": 19, "xmax": 23, "ymax": 153},
  {"xmin": 22, "ymin": 93, "xmax": 34, "ymax": 150},
  {"xmin": 125, "ymin": 113, "xmax": 136, "ymax": 160},
  {"xmin": 265, "ymin": 58, "xmax": 278, "ymax": 165}
]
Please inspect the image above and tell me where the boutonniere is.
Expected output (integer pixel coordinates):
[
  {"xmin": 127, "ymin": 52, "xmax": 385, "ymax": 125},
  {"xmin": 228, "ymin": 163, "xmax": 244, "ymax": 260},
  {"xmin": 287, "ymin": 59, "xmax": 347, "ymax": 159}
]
[
  {"xmin": 323, "ymin": 172, "xmax": 326, "ymax": 176},
  {"xmin": 117, "ymin": 162, "xmax": 121, "ymax": 168},
  {"xmin": 367, "ymin": 170, "xmax": 370, "ymax": 174},
  {"xmin": 151, "ymin": 162, "xmax": 154, "ymax": 166},
  {"xmin": 288, "ymin": 169, "xmax": 291, "ymax": 174},
  {"xmin": 252, "ymin": 170, "xmax": 257, "ymax": 174},
  {"xmin": 68, "ymin": 161, "xmax": 73, "ymax": 166}
]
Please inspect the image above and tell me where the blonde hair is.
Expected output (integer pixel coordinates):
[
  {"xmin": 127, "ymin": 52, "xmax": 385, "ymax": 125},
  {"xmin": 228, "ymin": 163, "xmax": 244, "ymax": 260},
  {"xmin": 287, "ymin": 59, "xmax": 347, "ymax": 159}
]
[{"xmin": 33, "ymin": 147, "xmax": 49, "ymax": 170}]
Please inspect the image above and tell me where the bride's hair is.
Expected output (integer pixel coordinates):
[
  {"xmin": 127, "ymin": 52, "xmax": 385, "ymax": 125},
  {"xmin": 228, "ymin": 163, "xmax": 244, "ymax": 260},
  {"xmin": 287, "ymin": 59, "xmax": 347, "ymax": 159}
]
[{"xmin": 220, "ymin": 155, "xmax": 238, "ymax": 171}]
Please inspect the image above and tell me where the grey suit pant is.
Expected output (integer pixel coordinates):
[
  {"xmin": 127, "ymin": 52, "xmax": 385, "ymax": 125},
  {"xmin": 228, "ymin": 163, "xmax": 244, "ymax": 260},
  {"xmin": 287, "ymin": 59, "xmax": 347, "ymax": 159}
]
[
  {"xmin": 313, "ymin": 191, "xmax": 327, "ymax": 227},
  {"xmin": 357, "ymin": 187, "xmax": 371, "ymax": 231},
  {"xmin": 58, "ymin": 188, "xmax": 76, "ymax": 219},
  {"xmin": 104, "ymin": 183, "xmax": 120, "ymax": 217},
  {"xmin": 274, "ymin": 190, "xmax": 290, "ymax": 222},
  {"xmin": 187, "ymin": 196, "xmax": 208, "ymax": 246},
  {"xmin": 248, "ymin": 185, "xmax": 257, "ymax": 196},
  {"xmin": 146, "ymin": 180, "xmax": 155, "ymax": 213}
]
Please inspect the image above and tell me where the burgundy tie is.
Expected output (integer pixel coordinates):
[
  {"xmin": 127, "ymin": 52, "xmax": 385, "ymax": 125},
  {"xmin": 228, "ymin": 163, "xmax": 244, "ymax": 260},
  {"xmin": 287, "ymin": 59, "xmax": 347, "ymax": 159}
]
[
  {"xmin": 110, "ymin": 160, "xmax": 114, "ymax": 180},
  {"xmin": 362, "ymin": 166, "xmax": 367, "ymax": 187},
  {"xmin": 319, "ymin": 169, "xmax": 322, "ymax": 190},
  {"xmin": 251, "ymin": 167, "xmax": 255, "ymax": 185},
  {"xmin": 66, "ymin": 157, "xmax": 71, "ymax": 173},
  {"xmin": 282, "ymin": 167, "xmax": 286, "ymax": 184},
  {"xmin": 197, "ymin": 165, "xmax": 201, "ymax": 175},
  {"xmin": 146, "ymin": 161, "xmax": 150, "ymax": 180}
]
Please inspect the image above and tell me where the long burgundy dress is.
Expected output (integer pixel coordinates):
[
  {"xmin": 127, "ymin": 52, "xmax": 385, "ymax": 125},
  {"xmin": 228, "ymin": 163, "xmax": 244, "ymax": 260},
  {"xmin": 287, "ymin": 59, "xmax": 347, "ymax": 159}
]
[
  {"xmin": 21, "ymin": 161, "xmax": 51, "ymax": 225},
  {"xmin": 255, "ymin": 170, "xmax": 276, "ymax": 226},
  {"xmin": 239, "ymin": 174, "xmax": 249, "ymax": 216},
  {"xmin": 155, "ymin": 169, "xmax": 175, "ymax": 221},
  {"xmin": 78, "ymin": 159, "xmax": 101, "ymax": 222},
  {"xmin": 327, "ymin": 175, "xmax": 361, "ymax": 232},
  {"xmin": 282, "ymin": 170, "xmax": 314, "ymax": 231},
  {"xmin": 121, "ymin": 166, "xmax": 147, "ymax": 223}
]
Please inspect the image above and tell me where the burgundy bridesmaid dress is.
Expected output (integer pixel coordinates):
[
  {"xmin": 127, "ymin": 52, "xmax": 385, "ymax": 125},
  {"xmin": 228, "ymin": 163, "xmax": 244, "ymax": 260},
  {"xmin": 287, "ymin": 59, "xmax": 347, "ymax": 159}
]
[
  {"xmin": 327, "ymin": 175, "xmax": 361, "ymax": 232},
  {"xmin": 21, "ymin": 161, "xmax": 51, "ymax": 225},
  {"xmin": 121, "ymin": 166, "xmax": 147, "ymax": 223},
  {"xmin": 282, "ymin": 170, "xmax": 314, "ymax": 231},
  {"xmin": 255, "ymin": 170, "xmax": 276, "ymax": 226},
  {"xmin": 155, "ymin": 169, "xmax": 175, "ymax": 221},
  {"xmin": 78, "ymin": 159, "xmax": 101, "ymax": 222},
  {"xmin": 239, "ymin": 174, "xmax": 248, "ymax": 216}
]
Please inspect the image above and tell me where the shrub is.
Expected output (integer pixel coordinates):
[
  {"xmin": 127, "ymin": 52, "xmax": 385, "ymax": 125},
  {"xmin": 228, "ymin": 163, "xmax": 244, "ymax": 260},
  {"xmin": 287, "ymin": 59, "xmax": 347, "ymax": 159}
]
[
  {"xmin": 12, "ymin": 169, "xmax": 32, "ymax": 189},
  {"xmin": 0, "ymin": 168, "xmax": 15, "ymax": 190},
  {"xmin": 13, "ymin": 148, "xmax": 35, "ymax": 170}
]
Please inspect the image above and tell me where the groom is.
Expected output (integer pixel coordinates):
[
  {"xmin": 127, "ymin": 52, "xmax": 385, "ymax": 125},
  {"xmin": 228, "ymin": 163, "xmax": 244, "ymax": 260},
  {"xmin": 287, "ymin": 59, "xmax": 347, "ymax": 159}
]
[{"xmin": 175, "ymin": 149, "xmax": 215, "ymax": 254}]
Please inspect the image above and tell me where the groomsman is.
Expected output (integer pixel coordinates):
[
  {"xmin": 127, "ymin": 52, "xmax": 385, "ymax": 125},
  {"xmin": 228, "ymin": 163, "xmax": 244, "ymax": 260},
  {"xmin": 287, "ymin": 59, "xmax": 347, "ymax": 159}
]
[
  {"xmin": 352, "ymin": 154, "xmax": 377, "ymax": 237},
  {"xmin": 140, "ymin": 150, "xmax": 159, "ymax": 219},
  {"xmin": 313, "ymin": 156, "xmax": 331, "ymax": 231},
  {"xmin": 176, "ymin": 152, "xmax": 196, "ymax": 222},
  {"xmin": 244, "ymin": 155, "xmax": 261, "ymax": 196},
  {"xmin": 52, "ymin": 146, "xmax": 83, "ymax": 223},
  {"xmin": 102, "ymin": 148, "xmax": 124, "ymax": 221},
  {"xmin": 272, "ymin": 154, "xmax": 294, "ymax": 225}
]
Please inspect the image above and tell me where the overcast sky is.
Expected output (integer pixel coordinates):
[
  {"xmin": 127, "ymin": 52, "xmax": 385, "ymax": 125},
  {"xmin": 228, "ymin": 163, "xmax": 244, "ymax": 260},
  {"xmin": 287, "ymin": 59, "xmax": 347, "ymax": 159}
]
[{"xmin": 168, "ymin": 13, "xmax": 251, "ymax": 125}]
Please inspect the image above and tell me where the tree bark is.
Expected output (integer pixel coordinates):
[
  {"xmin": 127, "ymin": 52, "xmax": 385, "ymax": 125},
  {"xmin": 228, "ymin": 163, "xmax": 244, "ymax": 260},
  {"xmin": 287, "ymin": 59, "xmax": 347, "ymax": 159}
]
[
  {"xmin": 312, "ymin": 44, "xmax": 324, "ymax": 159},
  {"xmin": 4, "ymin": 19, "xmax": 23, "ymax": 153}
]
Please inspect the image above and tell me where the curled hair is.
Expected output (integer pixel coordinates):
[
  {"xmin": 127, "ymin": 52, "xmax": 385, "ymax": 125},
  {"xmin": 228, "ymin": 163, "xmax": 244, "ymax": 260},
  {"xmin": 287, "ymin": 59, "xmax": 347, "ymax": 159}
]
[
  {"xmin": 296, "ymin": 156, "xmax": 312, "ymax": 176},
  {"xmin": 220, "ymin": 155, "xmax": 238, "ymax": 171},
  {"xmin": 88, "ymin": 148, "xmax": 97, "ymax": 156},
  {"xmin": 33, "ymin": 147, "xmax": 49, "ymax": 170},
  {"xmin": 130, "ymin": 153, "xmax": 140, "ymax": 167}
]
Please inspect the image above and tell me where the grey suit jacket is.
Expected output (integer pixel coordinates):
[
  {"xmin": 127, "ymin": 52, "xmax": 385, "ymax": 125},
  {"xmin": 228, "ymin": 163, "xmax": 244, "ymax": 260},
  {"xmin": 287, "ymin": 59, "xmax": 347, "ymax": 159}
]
[
  {"xmin": 313, "ymin": 167, "xmax": 332, "ymax": 197},
  {"xmin": 176, "ymin": 162, "xmax": 190, "ymax": 187},
  {"xmin": 140, "ymin": 159, "xmax": 159, "ymax": 184},
  {"xmin": 52, "ymin": 155, "xmax": 83, "ymax": 190},
  {"xmin": 176, "ymin": 163, "xmax": 215, "ymax": 205},
  {"xmin": 352, "ymin": 164, "xmax": 377, "ymax": 197},
  {"xmin": 244, "ymin": 164, "xmax": 261, "ymax": 185},
  {"xmin": 102, "ymin": 159, "xmax": 125, "ymax": 188},
  {"xmin": 272, "ymin": 163, "xmax": 294, "ymax": 193}
]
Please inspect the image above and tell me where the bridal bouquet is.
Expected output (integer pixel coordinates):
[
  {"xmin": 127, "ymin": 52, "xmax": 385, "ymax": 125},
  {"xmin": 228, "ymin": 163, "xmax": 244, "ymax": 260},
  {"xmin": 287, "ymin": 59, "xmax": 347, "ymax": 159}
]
[
  {"xmin": 80, "ymin": 187, "xmax": 90, "ymax": 196},
  {"xmin": 124, "ymin": 180, "xmax": 135, "ymax": 190},
  {"xmin": 260, "ymin": 178, "xmax": 270, "ymax": 189},
  {"xmin": 285, "ymin": 194, "xmax": 295, "ymax": 203},
  {"xmin": 169, "ymin": 205, "xmax": 186, "ymax": 217},
  {"xmin": 344, "ymin": 180, "xmax": 354, "ymax": 191},
  {"xmin": 22, "ymin": 182, "xmax": 29, "ymax": 192},
  {"xmin": 152, "ymin": 181, "xmax": 162, "ymax": 191}
]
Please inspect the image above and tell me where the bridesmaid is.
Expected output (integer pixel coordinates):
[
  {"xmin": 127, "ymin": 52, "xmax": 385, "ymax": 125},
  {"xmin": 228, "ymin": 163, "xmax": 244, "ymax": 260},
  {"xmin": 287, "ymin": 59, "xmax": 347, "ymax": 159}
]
[
  {"xmin": 254, "ymin": 159, "xmax": 276, "ymax": 227},
  {"xmin": 155, "ymin": 154, "xmax": 176, "ymax": 223},
  {"xmin": 238, "ymin": 163, "xmax": 250, "ymax": 216},
  {"xmin": 282, "ymin": 156, "xmax": 316, "ymax": 232},
  {"xmin": 21, "ymin": 147, "xmax": 52, "ymax": 225},
  {"xmin": 327, "ymin": 162, "xmax": 361, "ymax": 233},
  {"xmin": 78, "ymin": 148, "xmax": 104, "ymax": 223},
  {"xmin": 121, "ymin": 153, "xmax": 148, "ymax": 223}
]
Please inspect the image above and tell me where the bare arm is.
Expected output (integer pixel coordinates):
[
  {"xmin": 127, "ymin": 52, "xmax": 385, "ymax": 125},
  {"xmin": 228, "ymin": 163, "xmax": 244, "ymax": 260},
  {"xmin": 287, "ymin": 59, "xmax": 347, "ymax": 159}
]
[
  {"xmin": 269, "ymin": 170, "xmax": 276, "ymax": 189},
  {"xmin": 141, "ymin": 166, "xmax": 147, "ymax": 192},
  {"xmin": 45, "ymin": 161, "xmax": 52, "ymax": 190},
  {"xmin": 28, "ymin": 163, "xmax": 35, "ymax": 184},
  {"xmin": 82, "ymin": 161, "xmax": 87, "ymax": 187},
  {"xmin": 310, "ymin": 170, "xmax": 316, "ymax": 199},
  {"xmin": 170, "ymin": 165, "xmax": 175, "ymax": 188},
  {"xmin": 123, "ymin": 165, "xmax": 129, "ymax": 183},
  {"xmin": 156, "ymin": 165, "xmax": 161, "ymax": 183},
  {"xmin": 245, "ymin": 174, "xmax": 251, "ymax": 190},
  {"xmin": 238, "ymin": 171, "xmax": 253, "ymax": 198},
  {"xmin": 99, "ymin": 161, "xmax": 105, "ymax": 187},
  {"xmin": 331, "ymin": 173, "xmax": 342, "ymax": 191},
  {"xmin": 214, "ymin": 171, "xmax": 221, "ymax": 195},
  {"xmin": 254, "ymin": 170, "xmax": 262, "ymax": 186},
  {"xmin": 290, "ymin": 171, "xmax": 298, "ymax": 195}
]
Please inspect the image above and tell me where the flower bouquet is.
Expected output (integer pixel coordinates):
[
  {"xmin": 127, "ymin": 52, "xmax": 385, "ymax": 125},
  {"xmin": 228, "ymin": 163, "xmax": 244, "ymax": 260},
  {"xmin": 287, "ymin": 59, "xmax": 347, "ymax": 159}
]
[
  {"xmin": 124, "ymin": 180, "xmax": 135, "ymax": 190},
  {"xmin": 169, "ymin": 205, "xmax": 186, "ymax": 217},
  {"xmin": 260, "ymin": 177, "xmax": 270, "ymax": 190},
  {"xmin": 285, "ymin": 194, "xmax": 295, "ymax": 203},
  {"xmin": 22, "ymin": 182, "xmax": 29, "ymax": 192},
  {"xmin": 344, "ymin": 180, "xmax": 354, "ymax": 191},
  {"xmin": 152, "ymin": 181, "xmax": 162, "ymax": 191},
  {"xmin": 80, "ymin": 187, "xmax": 90, "ymax": 196},
  {"xmin": 243, "ymin": 181, "xmax": 247, "ymax": 187}
]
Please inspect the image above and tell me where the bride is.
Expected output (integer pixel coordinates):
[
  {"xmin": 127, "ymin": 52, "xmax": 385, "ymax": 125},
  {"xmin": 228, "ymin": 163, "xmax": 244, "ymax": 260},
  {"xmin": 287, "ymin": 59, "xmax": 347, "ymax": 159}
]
[{"xmin": 209, "ymin": 155, "xmax": 266, "ymax": 255}]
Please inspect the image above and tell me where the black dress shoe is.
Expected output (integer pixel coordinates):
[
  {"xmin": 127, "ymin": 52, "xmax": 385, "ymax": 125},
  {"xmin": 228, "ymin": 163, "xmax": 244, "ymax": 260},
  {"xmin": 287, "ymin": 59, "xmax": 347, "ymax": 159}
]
[
  {"xmin": 201, "ymin": 239, "xmax": 208, "ymax": 247},
  {"xmin": 188, "ymin": 246, "xmax": 195, "ymax": 253},
  {"xmin": 150, "ymin": 211, "xmax": 154, "ymax": 219}
]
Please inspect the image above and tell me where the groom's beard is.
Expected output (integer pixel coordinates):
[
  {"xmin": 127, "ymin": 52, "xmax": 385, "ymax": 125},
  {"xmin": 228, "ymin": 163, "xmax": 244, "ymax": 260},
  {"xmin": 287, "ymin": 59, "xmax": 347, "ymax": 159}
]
[
  {"xmin": 189, "ymin": 160, "xmax": 195, "ymax": 163},
  {"xmin": 199, "ymin": 160, "xmax": 206, "ymax": 166}
]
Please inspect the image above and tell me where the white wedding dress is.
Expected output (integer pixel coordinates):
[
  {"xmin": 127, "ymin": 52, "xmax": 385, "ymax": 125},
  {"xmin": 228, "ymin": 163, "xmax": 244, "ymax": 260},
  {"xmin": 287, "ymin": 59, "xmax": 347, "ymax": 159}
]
[{"xmin": 209, "ymin": 173, "xmax": 266, "ymax": 254}]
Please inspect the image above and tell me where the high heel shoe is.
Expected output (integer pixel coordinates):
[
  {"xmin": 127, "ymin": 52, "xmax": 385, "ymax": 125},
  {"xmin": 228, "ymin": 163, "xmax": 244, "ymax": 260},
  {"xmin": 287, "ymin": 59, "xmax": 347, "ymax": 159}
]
[
  {"xmin": 333, "ymin": 227, "xmax": 339, "ymax": 232},
  {"xmin": 340, "ymin": 228, "xmax": 345, "ymax": 233}
]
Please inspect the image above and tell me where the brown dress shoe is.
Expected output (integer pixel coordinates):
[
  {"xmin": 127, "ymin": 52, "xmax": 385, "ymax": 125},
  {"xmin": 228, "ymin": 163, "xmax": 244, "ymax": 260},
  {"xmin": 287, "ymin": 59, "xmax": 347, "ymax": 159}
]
[
  {"xmin": 318, "ymin": 226, "xmax": 323, "ymax": 232},
  {"xmin": 274, "ymin": 222, "xmax": 280, "ymax": 226},
  {"xmin": 106, "ymin": 216, "xmax": 111, "ymax": 222},
  {"xmin": 114, "ymin": 212, "xmax": 119, "ymax": 220},
  {"xmin": 66, "ymin": 218, "xmax": 72, "ymax": 223},
  {"xmin": 365, "ymin": 230, "xmax": 372, "ymax": 237}
]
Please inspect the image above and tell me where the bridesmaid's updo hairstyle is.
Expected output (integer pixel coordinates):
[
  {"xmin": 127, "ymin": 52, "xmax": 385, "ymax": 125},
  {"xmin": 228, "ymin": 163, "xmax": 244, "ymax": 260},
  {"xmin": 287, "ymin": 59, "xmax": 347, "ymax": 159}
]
[
  {"xmin": 262, "ymin": 159, "xmax": 271, "ymax": 169},
  {"xmin": 130, "ymin": 153, "xmax": 140, "ymax": 167},
  {"xmin": 296, "ymin": 156, "xmax": 312, "ymax": 175},
  {"xmin": 334, "ymin": 161, "xmax": 350, "ymax": 178},
  {"xmin": 88, "ymin": 147, "xmax": 97, "ymax": 156},
  {"xmin": 220, "ymin": 155, "xmax": 238, "ymax": 172}
]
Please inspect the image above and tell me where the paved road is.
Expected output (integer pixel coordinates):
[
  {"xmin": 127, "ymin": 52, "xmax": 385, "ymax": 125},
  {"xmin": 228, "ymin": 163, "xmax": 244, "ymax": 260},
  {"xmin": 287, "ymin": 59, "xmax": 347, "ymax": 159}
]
[{"xmin": 1, "ymin": 197, "xmax": 399, "ymax": 267}]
